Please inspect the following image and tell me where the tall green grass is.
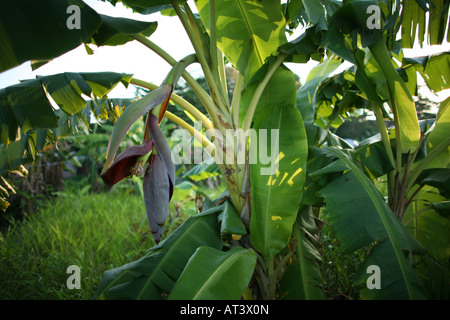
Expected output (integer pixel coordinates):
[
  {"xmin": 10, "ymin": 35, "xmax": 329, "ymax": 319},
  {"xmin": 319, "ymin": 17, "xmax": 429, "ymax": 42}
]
[
  {"xmin": 0, "ymin": 172, "xmax": 225, "ymax": 300},
  {"xmin": 0, "ymin": 188, "xmax": 159, "ymax": 300}
]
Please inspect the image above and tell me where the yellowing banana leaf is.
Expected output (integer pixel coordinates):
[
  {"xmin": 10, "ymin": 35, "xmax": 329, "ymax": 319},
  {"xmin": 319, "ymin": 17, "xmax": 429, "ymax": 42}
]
[
  {"xmin": 0, "ymin": 72, "xmax": 132, "ymax": 147},
  {"xmin": 403, "ymin": 52, "xmax": 450, "ymax": 93},
  {"xmin": 195, "ymin": 0, "xmax": 287, "ymax": 81},
  {"xmin": 168, "ymin": 246, "xmax": 256, "ymax": 300},
  {"xmin": 401, "ymin": 0, "xmax": 450, "ymax": 48}
]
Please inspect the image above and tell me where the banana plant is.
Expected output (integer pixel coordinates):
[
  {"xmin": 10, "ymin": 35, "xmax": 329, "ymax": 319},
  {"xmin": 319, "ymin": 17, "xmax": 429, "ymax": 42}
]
[{"xmin": 1, "ymin": 0, "xmax": 449, "ymax": 300}]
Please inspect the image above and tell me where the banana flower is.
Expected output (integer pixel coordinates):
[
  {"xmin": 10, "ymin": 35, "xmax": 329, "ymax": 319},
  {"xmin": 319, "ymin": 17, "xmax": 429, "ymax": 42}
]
[{"xmin": 100, "ymin": 84, "xmax": 175, "ymax": 244}]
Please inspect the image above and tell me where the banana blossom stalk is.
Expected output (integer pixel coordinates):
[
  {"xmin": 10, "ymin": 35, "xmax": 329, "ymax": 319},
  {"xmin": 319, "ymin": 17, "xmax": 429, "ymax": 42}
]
[{"xmin": 100, "ymin": 86, "xmax": 175, "ymax": 244}]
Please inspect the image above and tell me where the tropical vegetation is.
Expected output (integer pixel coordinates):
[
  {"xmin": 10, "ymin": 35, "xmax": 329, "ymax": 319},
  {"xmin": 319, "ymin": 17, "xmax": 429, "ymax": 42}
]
[{"xmin": 0, "ymin": 0, "xmax": 449, "ymax": 300}]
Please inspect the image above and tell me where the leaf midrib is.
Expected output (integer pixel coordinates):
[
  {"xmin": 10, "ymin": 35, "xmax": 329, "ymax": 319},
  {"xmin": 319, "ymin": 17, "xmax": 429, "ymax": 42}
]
[
  {"xmin": 192, "ymin": 249, "xmax": 246, "ymax": 299},
  {"xmin": 236, "ymin": 0, "xmax": 264, "ymax": 66},
  {"xmin": 136, "ymin": 214, "xmax": 218, "ymax": 299},
  {"xmin": 262, "ymin": 109, "xmax": 283, "ymax": 256}
]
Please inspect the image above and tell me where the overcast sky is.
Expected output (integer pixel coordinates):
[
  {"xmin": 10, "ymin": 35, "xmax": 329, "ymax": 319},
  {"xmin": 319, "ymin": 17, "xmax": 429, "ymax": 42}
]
[{"xmin": 0, "ymin": 0, "xmax": 448, "ymax": 101}]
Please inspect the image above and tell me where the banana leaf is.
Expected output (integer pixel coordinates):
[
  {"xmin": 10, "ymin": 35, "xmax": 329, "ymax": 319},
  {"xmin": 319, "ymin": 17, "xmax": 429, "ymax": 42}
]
[
  {"xmin": 297, "ymin": 58, "xmax": 342, "ymax": 124},
  {"xmin": 280, "ymin": 206, "xmax": 326, "ymax": 300},
  {"xmin": 250, "ymin": 102, "xmax": 308, "ymax": 259},
  {"xmin": 401, "ymin": 0, "xmax": 450, "ymax": 48},
  {"xmin": 168, "ymin": 246, "xmax": 256, "ymax": 300},
  {"xmin": 93, "ymin": 206, "xmax": 224, "ymax": 299},
  {"xmin": 0, "ymin": 0, "xmax": 158, "ymax": 72},
  {"xmin": 195, "ymin": 0, "xmax": 287, "ymax": 82},
  {"xmin": 103, "ymin": 0, "xmax": 186, "ymax": 15},
  {"xmin": 0, "ymin": 0, "xmax": 101, "ymax": 73},
  {"xmin": 0, "ymin": 72, "xmax": 132, "ymax": 146},
  {"xmin": 318, "ymin": 147, "xmax": 428, "ymax": 299}
]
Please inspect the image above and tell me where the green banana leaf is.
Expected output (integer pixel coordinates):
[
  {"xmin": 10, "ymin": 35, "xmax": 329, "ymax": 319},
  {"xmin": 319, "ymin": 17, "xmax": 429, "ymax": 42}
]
[
  {"xmin": 0, "ymin": 98, "xmax": 133, "ymax": 177},
  {"xmin": 296, "ymin": 58, "xmax": 342, "ymax": 124},
  {"xmin": 182, "ymin": 158, "xmax": 220, "ymax": 181},
  {"xmin": 368, "ymin": 39, "xmax": 421, "ymax": 154},
  {"xmin": 0, "ymin": 72, "xmax": 133, "ymax": 176},
  {"xmin": 403, "ymin": 52, "xmax": 450, "ymax": 93},
  {"xmin": 168, "ymin": 246, "xmax": 256, "ymax": 300},
  {"xmin": 93, "ymin": 207, "xmax": 224, "ymax": 299},
  {"xmin": 356, "ymin": 140, "xmax": 395, "ymax": 179},
  {"xmin": 416, "ymin": 168, "xmax": 450, "ymax": 198},
  {"xmin": 403, "ymin": 185, "xmax": 450, "ymax": 261},
  {"xmin": 0, "ymin": 0, "xmax": 101, "ymax": 73},
  {"xmin": 240, "ymin": 62, "xmax": 298, "ymax": 128},
  {"xmin": 0, "ymin": 0, "xmax": 158, "ymax": 72},
  {"xmin": 250, "ymin": 102, "xmax": 308, "ymax": 259},
  {"xmin": 104, "ymin": 0, "xmax": 186, "ymax": 15},
  {"xmin": 428, "ymin": 201, "xmax": 450, "ymax": 219},
  {"xmin": 280, "ymin": 206, "xmax": 325, "ymax": 300},
  {"xmin": 318, "ymin": 147, "xmax": 428, "ymax": 299},
  {"xmin": 89, "ymin": 14, "xmax": 157, "ymax": 46},
  {"xmin": 301, "ymin": 0, "xmax": 330, "ymax": 31},
  {"xmin": 195, "ymin": 0, "xmax": 287, "ymax": 82},
  {"xmin": 279, "ymin": 26, "xmax": 321, "ymax": 63},
  {"xmin": 218, "ymin": 200, "xmax": 247, "ymax": 240},
  {"xmin": 425, "ymin": 97, "xmax": 450, "ymax": 169}
]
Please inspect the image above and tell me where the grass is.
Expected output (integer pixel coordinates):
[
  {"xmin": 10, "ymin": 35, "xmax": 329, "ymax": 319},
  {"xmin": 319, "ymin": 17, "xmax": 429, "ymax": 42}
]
[
  {"xmin": 319, "ymin": 210, "xmax": 368, "ymax": 300},
  {"xmin": 0, "ymin": 184, "xmax": 185, "ymax": 299},
  {"xmin": 0, "ymin": 175, "xmax": 225, "ymax": 300}
]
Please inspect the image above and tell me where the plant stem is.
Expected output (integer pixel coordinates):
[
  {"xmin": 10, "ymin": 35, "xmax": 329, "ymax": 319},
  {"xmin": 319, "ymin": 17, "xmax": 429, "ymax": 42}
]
[
  {"xmin": 402, "ymin": 205, "xmax": 430, "ymax": 226},
  {"xmin": 373, "ymin": 102, "xmax": 395, "ymax": 169},
  {"xmin": 406, "ymin": 136, "xmax": 450, "ymax": 191},
  {"xmin": 269, "ymin": 252, "xmax": 293, "ymax": 299},
  {"xmin": 185, "ymin": 2, "xmax": 229, "ymax": 111},
  {"xmin": 231, "ymin": 72, "xmax": 244, "ymax": 129},
  {"xmin": 396, "ymin": 152, "xmax": 411, "ymax": 218},
  {"xmin": 171, "ymin": 0, "xmax": 229, "ymax": 115},
  {"xmin": 132, "ymin": 34, "xmax": 223, "ymax": 129},
  {"xmin": 163, "ymin": 110, "xmax": 214, "ymax": 151},
  {"xmin": 130, "ymin": 78, "xmax": 213, "ymax": 131},
  {"xmin": 162, "ymin": 53, "xmax": 198, "ymax": 86},
  {"xmin": 209, "ymin": 0, "xmax": 219, "ymax": 85},
  {"xmin": 217, "ymin": 50, "xmax": 229, "ymax": 106}
]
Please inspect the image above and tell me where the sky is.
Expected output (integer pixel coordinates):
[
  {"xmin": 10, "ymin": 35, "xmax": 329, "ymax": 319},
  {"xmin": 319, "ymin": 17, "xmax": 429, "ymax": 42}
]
[{"xmin": 0, "ymin": 0, "xmax": 448, "ymax": 102}]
